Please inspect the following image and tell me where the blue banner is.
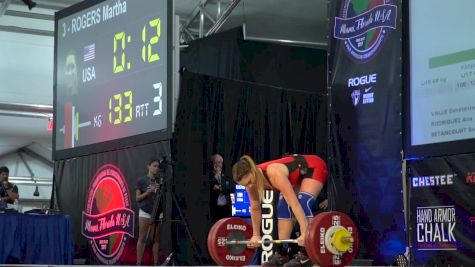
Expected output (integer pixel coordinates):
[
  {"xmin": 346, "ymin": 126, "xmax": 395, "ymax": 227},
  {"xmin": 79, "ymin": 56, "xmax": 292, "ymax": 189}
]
[{"xmin": 328, "ymin": 0, "xmax": 404, "ymax": 264}]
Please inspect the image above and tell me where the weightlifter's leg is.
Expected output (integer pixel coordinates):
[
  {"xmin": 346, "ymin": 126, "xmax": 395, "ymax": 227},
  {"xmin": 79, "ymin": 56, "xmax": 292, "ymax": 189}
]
[
  {"xmin": 283, "ymin": 179, "xmax": 324, "ymax": 266},
  {"xmin": 262, "ymin": 194, "xmax": 295, "ymax": 266},
  {"xmin": 277, "ymin": 192, "xmax": 294, "ymax": 240}
]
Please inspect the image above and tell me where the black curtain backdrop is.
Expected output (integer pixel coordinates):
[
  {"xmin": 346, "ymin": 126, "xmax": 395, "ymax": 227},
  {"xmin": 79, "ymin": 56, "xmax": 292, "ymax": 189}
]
[
  {"xmin": 172, "ymin": 70, "xmax": 327, "ymax": 265},
  {"xmin": 180, "ymin": 27, "xmax": 327, "ymax": 94},
  {"xmin": 328, "ymin": 0, "xmax": 404, "ymax": 265},
  {"xmin": 54, "ymin": 141, "xmax": 172, "ymax": 265}
]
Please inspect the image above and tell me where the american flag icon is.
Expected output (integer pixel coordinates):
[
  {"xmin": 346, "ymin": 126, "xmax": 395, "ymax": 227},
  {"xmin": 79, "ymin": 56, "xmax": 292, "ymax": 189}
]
[{"xmin": 83, "ymin": 43, "xmax": 95, "ymax": 61}]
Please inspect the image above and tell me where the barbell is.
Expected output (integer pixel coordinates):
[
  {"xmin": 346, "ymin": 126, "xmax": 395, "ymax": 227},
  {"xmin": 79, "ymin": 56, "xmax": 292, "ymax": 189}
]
[
  {"xmin": 226, "ymin": 239, "xmax": 297, "ymax": 245},
  {"xmin": 207, "ymin": 211, "xmax": 359, "ymax": 266},
  {"xmin": 226, "ymin": 234, "xmax": 353, "ymax": 248}
]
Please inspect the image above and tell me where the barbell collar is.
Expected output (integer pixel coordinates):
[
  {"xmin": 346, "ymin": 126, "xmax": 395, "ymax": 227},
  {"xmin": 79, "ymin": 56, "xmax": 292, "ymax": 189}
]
[{"xmin": 341, "ymin": 236, "xmax": 354, "ymax": 243}]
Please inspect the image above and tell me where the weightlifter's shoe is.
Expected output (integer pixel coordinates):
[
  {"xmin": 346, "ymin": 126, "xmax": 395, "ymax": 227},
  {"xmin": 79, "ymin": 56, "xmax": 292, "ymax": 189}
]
[
  {"xmin": 262, "ymin": 252, "xmax": 289, "ymax": 267},
  {"xmin": 283, "ymin": 251, "xmax": 313, "ymax": 267}
]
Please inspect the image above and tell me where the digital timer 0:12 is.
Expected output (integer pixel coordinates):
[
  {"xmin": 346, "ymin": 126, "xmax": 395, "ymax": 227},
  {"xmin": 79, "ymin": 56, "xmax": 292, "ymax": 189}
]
[{"xmin": 113, "ymin": 18, "xmax": 161, "ymax": 74}]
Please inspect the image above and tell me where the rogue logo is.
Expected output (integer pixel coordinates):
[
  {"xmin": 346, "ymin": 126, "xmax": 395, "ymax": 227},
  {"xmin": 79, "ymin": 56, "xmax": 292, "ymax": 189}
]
[
  {"xmin": 261, "ymin": 190, "xmax": 275, "ymax": 263},
  {"xmin": 81, "ymin": 164, "xmax": 135, "ymax": 265},
  {"xmin": 334, "ymin": 0, "xmax": 397, "ymax": 63},
  {"xmin": 348, "ymin": 74, "xmax": 377, "ymax": 87}
]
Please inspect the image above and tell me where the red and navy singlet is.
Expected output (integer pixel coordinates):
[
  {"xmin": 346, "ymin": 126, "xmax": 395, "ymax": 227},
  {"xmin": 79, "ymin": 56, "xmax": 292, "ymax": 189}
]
[{"xmin": 256, "ymin": 155, "xmax": 327, "ymax": 186}]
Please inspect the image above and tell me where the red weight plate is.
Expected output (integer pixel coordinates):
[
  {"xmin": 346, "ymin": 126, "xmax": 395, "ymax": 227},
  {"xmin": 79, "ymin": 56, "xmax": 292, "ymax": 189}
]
[
  {"xmin": 207, "ymin": 218, "xmax": 234, "ymax": 264},
  {"xmin": 208, "ymin": 218, "xmax": 235, "ymax": 265},
  {"xmin": 207, "ymin": 218, "xmax": 225, "ymax": 264},
  {"xmin": 305, "ymin": 211, "xmax": 359, "ymax": 267},
  {"xmin": 207, "ymin": 217, "xmax": 255, "ymax": 266},
  {"xmin": 207, "ymin": 217, "xmax": 256, "ymax": 266}
]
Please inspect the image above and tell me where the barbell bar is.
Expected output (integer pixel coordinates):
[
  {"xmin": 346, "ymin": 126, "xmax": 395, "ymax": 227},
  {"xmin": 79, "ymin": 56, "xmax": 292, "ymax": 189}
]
[
  {"xmin": 226, "ymin": 235, "xmax": 354, "ymax": 246},
  {"xmin": 226, "ymin": 239, "xmax": 297, "ymax": 245}
]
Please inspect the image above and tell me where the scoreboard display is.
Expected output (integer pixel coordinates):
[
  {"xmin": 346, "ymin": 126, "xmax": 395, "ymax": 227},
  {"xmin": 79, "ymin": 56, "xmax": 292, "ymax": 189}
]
[{"xmin": 53, "ymin": 0, "xmax": 172, "ymax": 159}]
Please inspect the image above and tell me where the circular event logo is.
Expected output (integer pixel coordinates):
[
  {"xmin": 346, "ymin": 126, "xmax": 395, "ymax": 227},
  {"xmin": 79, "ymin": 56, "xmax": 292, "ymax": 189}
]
[
  {"xmin": 81, "ymin": 164, "xmax": 135, "ymax": 265},
  {"xmin": 334, "ymin": 0, "xmax": 398, "ymax": 63}
]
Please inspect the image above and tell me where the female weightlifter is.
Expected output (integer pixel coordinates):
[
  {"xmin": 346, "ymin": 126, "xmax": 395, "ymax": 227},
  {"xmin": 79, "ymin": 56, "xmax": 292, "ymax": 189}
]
[{"xmin": 232, "ymin": 154, "xmax": 327, "ymax": 266}]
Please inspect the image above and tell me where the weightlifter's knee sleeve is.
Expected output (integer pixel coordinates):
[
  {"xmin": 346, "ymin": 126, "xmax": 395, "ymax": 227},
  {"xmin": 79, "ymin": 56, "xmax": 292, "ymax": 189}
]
[
  {"xmin": 298, "ymin": 192, "xmax": 315, "ymax": 218},
  {"xmin": 277, "ymin": 193, "xmax": 293, "ymax": 219}
]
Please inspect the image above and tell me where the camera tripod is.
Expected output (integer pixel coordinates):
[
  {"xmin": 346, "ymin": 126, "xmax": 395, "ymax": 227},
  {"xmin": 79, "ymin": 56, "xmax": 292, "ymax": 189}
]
[{"xmin": 139, "ymin": 164, "xmax": 203, "ymax": 266}]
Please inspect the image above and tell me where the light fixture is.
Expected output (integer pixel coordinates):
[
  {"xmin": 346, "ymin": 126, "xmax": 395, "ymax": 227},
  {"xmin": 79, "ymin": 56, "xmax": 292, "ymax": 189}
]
[
  {"xmin": 33, "ymin": 184, "xmax": 40, "ymax": 196},
  {"xmin": 21, "ymin": 0, "xmax": 36, "ymax": 10}
]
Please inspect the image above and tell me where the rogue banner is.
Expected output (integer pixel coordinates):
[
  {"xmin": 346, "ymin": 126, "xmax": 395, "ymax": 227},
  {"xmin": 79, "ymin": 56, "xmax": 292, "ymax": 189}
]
[{"xmin": 328, "ymin": 0, "xmax": 404, "ymax": 264}]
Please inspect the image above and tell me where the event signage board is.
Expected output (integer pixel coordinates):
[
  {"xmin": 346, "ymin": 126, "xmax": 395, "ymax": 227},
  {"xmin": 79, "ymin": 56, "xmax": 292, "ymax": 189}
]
[
  {"xmin": 54, "ymin": 142, "xmax": 172, "ymax": 265},
  {"xmin": 328, "ymin": 0, "xmax": 404, "ymax": 264},
  {"xmin": 408, "ymin": 155, "xmax": 475, "ymax": 265},
  {"xmin": 81, "ymin": 164, "xmax": 135, "ymax": 265}
]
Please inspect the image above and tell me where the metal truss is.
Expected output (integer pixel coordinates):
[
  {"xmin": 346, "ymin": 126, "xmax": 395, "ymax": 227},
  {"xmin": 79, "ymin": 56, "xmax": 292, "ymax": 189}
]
[{"xmin": 179, "ymin": 0, "xmax": 241, "ymax": 43}]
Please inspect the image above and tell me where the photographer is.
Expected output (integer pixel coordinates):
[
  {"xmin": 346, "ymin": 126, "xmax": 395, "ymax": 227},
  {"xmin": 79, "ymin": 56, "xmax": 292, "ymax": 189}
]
[
  {"xmin": 135, "ymin": 159, "xmax": 162, "ymax": 265},
  {"xmin": 0, "ymin": 166, "xmax": 18, "ymax": 205}
]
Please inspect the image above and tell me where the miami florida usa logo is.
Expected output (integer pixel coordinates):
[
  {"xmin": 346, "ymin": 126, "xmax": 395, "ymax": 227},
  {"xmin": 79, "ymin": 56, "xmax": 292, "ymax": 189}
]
[
  {"xmin": 82, "ymin": 164, "xmax": 135, "ymax": 264},
  {"xmin": 334, "ymin": 0, "xmax": 397, "ymax": 62}
]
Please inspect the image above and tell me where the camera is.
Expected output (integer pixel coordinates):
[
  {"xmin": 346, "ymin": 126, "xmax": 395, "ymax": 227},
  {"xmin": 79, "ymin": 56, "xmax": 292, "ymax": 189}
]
[{"xmin": 158, "ymin": 156, "xmax": 176, "ymax": 178}]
